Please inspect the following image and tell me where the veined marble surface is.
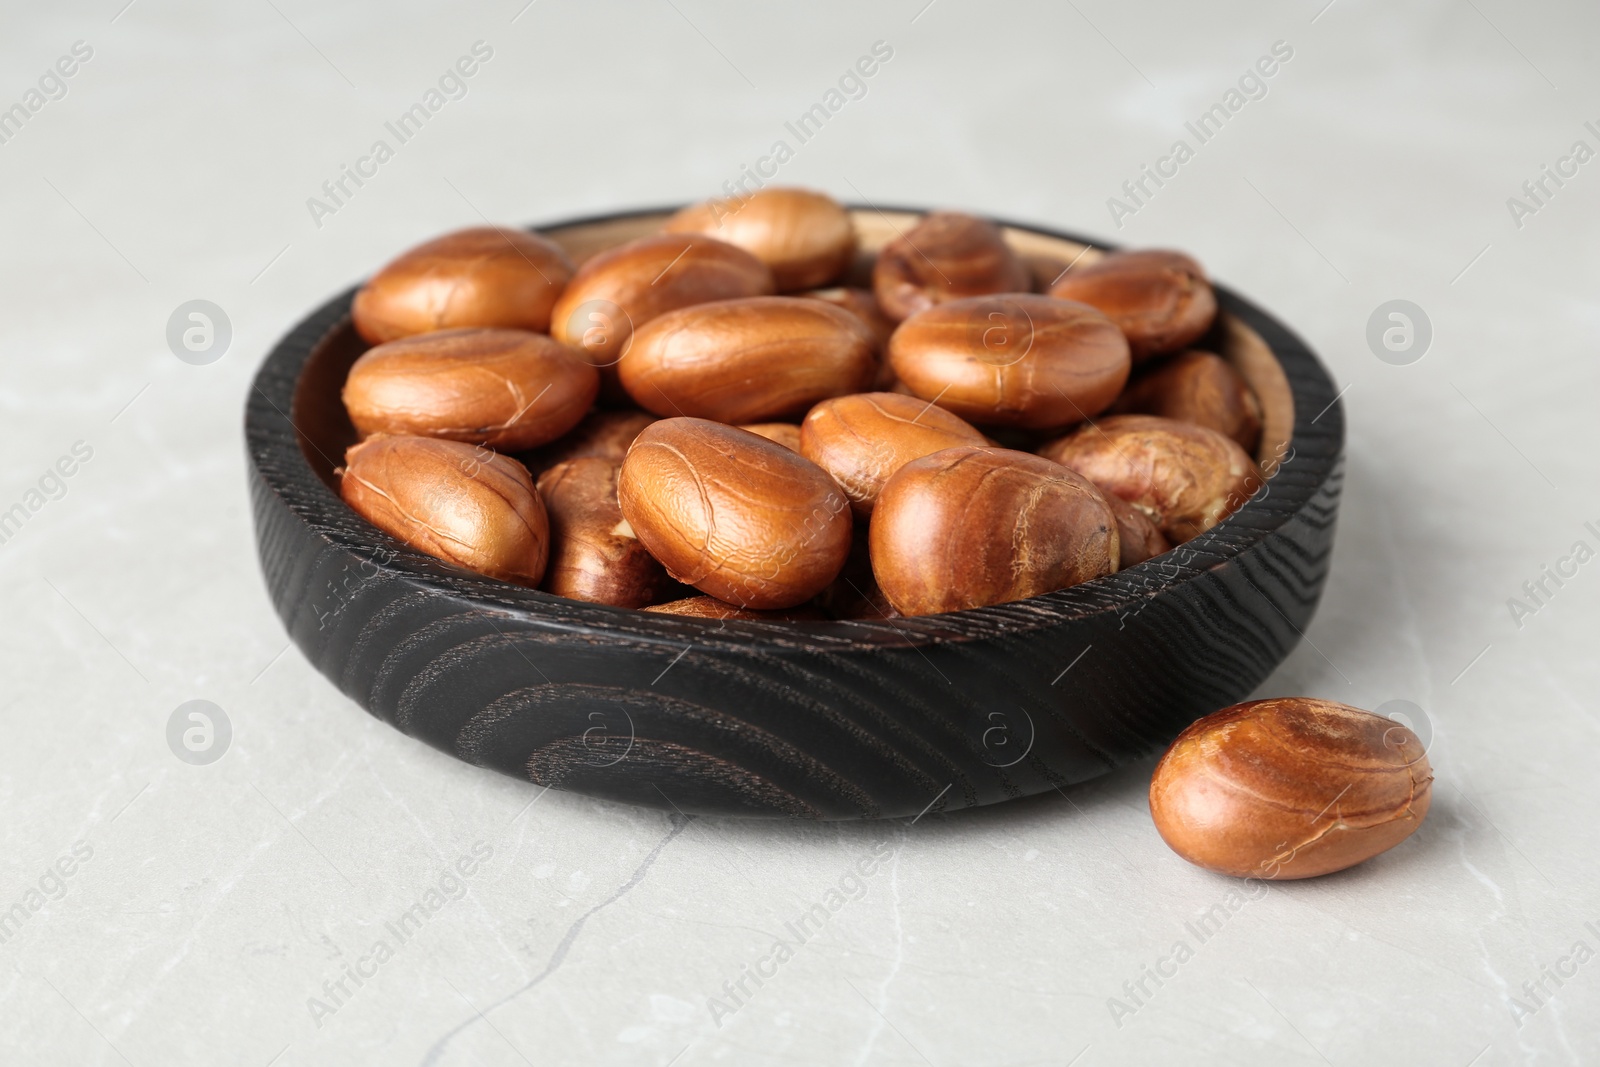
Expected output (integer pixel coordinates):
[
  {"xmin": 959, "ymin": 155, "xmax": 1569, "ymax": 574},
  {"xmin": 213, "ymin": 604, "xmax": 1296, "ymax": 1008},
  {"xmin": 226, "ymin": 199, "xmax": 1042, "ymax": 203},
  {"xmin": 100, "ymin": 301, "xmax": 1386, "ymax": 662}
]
[{"xmin": 1, "ymin": 0, "xmax": 1596, "ymax": 1063}]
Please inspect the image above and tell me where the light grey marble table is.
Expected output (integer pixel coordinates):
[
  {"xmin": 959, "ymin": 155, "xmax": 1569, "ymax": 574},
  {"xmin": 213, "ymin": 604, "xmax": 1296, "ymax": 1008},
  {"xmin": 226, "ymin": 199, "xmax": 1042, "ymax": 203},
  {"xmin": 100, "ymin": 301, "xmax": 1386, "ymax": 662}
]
[{"xmin": 2, "ymin": 1, "xmax": 1596, "ymax": 1063}]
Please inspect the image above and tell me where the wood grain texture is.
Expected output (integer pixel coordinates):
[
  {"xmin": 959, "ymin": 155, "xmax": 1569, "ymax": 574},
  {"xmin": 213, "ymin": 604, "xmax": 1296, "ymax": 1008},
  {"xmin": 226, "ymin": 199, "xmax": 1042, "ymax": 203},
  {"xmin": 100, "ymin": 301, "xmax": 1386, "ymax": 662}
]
[{"xmin": 246, "ymin": 208, "xmax": 1344, "ymax": 820}]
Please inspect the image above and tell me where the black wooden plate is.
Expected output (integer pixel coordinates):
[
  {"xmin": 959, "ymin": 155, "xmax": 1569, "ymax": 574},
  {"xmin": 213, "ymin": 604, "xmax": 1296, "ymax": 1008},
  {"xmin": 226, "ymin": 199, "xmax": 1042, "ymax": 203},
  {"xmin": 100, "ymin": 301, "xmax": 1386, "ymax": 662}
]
[{"xmin": 246, "ymin": 207, "xmax": 1343, "ymax": 820}]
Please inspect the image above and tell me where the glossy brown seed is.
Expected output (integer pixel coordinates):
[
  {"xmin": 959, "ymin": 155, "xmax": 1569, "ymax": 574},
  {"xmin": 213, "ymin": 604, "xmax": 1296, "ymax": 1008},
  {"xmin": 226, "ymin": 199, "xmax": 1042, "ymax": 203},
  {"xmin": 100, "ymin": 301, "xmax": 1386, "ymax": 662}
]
[
  {"xmin": 351, "ymin": 226, "xmax": 575, "ymax": 344},
  {"xmin": 1149, "ymin": 698, "xmax": 1433, "ymax": 880},
  {"xmin": 536, "ymin": 457, "xmax": 669, "ymax": 608},
  {"xmin": 1109, "ymin": 349, "xmax": 1263, "ymax": 454},
  {"xmin": 642, "ymin": 595, "xmax": 824, "ymax": 621},
  {"xmin": 664, "ymin": 187, "xmax": 857, "ymax": 291},
  {"xmin": 339, "ymin": 434, "xmax": 548, "ymax": 586},
  {"xmin": 617, "ymin": 418, "xmax": 852, "ymax": 610},
  {"xmin": 548, "ymin": 233, "xmax": 774, "ymax": 374},
  {"xmin": 870, "ymin": 446, "xmax": 1117, "ymax": 616},
  {"xmin": 342, "ymin": 328, "xmax": 599, "ymax": 451},
  {"xmin": 1038, "ymin": 415, "xmax": 1261, "ymax": 543},
  {"xmin": 518, "ymin": 409, "xmax": 657, "ymax": 476},
  {"xmin": 873, "ymin": 211, "xmax": 1032, "ymax": 322},
  {"xmin": 739, "ymin": 423, "xmax": 802, "ymax": 452},
  {"xmin": 803, "ymin": 286, "xmax": 897, "ymax": 388},
  {"xmin": 887, "ymin": 294, "xmax": 1131, "ymax": 429},
  {"xmin": 1048, "ymin": 249, "xmax": 1217, "ymax": 362},
  {"xmin": 1103, "ymin": 491, "xmax": 1171, "ymax": 568},
  {"xmin": 799, "ymin": 392, "xmax": 986, "ymax": 516},
  {"xmin": 618, "ymin": 296, "xmax": 876, "ymax": 424}
]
